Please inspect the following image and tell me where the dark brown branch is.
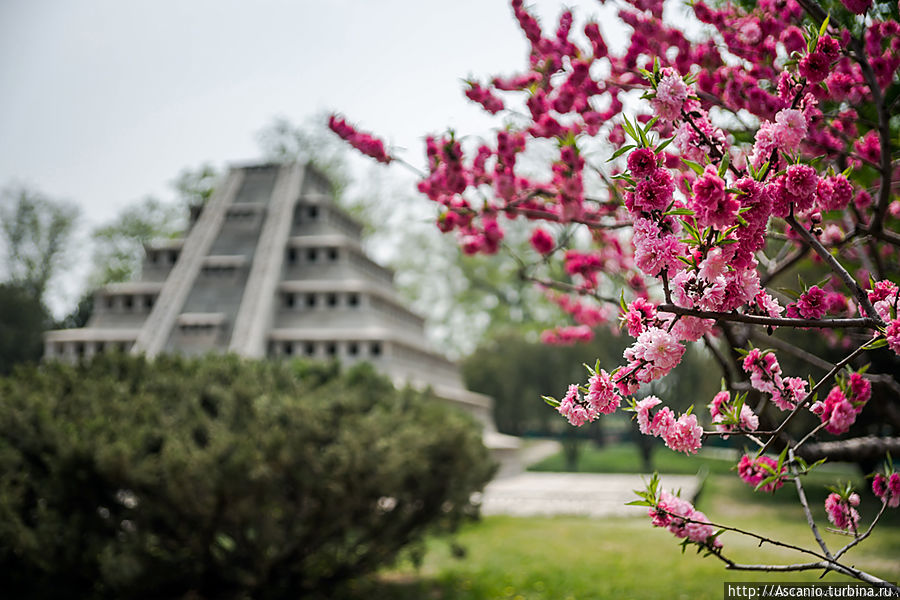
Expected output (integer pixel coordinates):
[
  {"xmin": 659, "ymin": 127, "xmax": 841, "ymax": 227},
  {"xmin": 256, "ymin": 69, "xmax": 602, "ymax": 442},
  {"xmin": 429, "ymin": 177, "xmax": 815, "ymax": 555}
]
[
  {"xmin": 657, "ymin": 304, "xmax": 877, "ymax": 330},
  {"xmin": 760, "ymin": 339, "xmax": 874, "ymax": 455},
  {"xmin": 784, "ymin": 215, "xmax": 883, "ymax": 326},
  {"xmin": 795, "ymin": 436, "xmax": 900, "ymax": 464}
]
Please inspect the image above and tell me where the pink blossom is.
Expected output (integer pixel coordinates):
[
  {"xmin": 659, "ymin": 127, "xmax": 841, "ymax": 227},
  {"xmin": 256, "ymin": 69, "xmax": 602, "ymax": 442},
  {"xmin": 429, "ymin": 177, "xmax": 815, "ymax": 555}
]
[
  {"xmin": 633, "ymin": 220, "xmax": 683, "ymax": 277},
  {"xmin": 752, "ymin": 291, "xmax": 785, "ymax": 320},
  {"xmin": 780, "ymin": 26, "xmax": 806, "ymax": 54},
  {"xmin": 669, "ymin": 315, "xmax": 715, "ymax": 342},
  {"xmin": 691, "ymin": 166, "xmax": 738, "ymax": 229},
  {"xmin": 772, "ymin": 376, "xmax": 808, "ymax": 411},
  {"xmin": 530, "ymin": 227, "xmax": 555, "ymax": 254},
  {"xmin": 586, "ymin": 369, "xmax": 620, "ymax": 415},
  {"xmin": 789, "ymin": 285, "xmax": 828, "ymax": 319},
  {"xmin": 652, "ymin": 68, "xmax": 690, "ymax": 122},
  {"xmin": 784, "ymin": 164, "xmax": 819, "ymax": 199},
  {"xmin": 773, "ymin": 109, "xmax": 807, "ymax": 150},
  {"xmin": 872, "ymin": 473, "xmax": 900, "ymax": 508},
  {"xmin": 557, "ymin": 384, "xmax": 594, "ymax": 426},
  {"xmin": 636, "ymin": 395, "xmax": 663, "ymax": 435},
  {"xmin": 624, "ymin": 327, "xmax": 686, "ymax": 378},
  {"xmin": 650, "ymin": 490, "xmax": 719, "ymax": 546},
  {"xmin": 328, "ymin": 115, "xmax": 393, "ymax": 164},
  {"xmin": 886, "ymin": 319, "xmax": 900, "ymax": 355},
  {"xmin": 841, "ymin": 0, "xmax": 872, "ymax": 14},
  {"xmin": 825, "ymin": 493, "xmax": 861, "ymax": 531},
  {"xmin": 627, "ymin": 147, "xmax": 659, "ymax": 178},
  {"xmin": 632, "ymin": 168, "xmax": 675, "ymax": 213},
  {"xmin": 854, "ymin": 130, "xmax": 881, "ymax": 164},
  {"xmin": 664, "ymin": 412, "xmax": 703, "ymax": 454},
  {"xmin": 867, "ymin": 279, "xmax": 899, "ymax": 322},
  {"xmin": 738, "ymin": 455, "xmax": 786, "ymax": 492},
  {"xmin": 623, "ymin": 297, "xmax": 657, "ymax": 337},
  {"xmin": 698, "ymin": 247, "xmax": 728, "ymax": 282},
  {"xmin": 812, "ymin": 386, "xmax": 860, "ymax": 435},
  {"xmin": 799, "ymin": 52, "xmax": 831, "ymax": 83},
  {"xmin": 709, "ymin": 391, "xmax": 759, "ymax": 436},
  {"xmin": 742, "ymin": 348, "xmax": 783, "ymax": 395},
  {"xmin": 465, "ymin": 81, "xmax": 505, "ymax": 114}
]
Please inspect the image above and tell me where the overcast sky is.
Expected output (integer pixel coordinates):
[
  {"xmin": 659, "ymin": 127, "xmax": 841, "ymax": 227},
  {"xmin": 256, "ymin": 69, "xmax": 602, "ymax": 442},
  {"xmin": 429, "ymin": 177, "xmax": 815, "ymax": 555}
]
[{"xmin": 0, "ymin": 0, "xmax": 626, "ymax": 314}]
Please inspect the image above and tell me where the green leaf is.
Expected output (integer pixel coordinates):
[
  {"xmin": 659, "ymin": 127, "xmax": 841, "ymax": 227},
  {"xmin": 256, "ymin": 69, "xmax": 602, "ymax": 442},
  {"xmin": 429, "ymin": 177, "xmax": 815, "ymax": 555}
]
[
  {"xmin": 681, "ymin": 159, "xmax": 705, "ymax": 176},
  {"xmin": 717, "ymin": 155, "xmax": 730, "ymax": 178},
  {"xmin": 608, "ymin": 144, "xmax": 637, "ymax": 162},
  {"xmin": 663, "ymin": 208, "xmax": 695, "ymax": 216},
  {"xmin": 655, "ymin": 136, "xmax": 674, "ymax": 154},
  {"xmin": 863, "ymin": 337, "xmax": 888, "ymax": 350},
  {"xmin": 818, "ymin": 14, "xmax": 830, "ymax": 38},
  {"xmin": 542, "ymin": 395, "xmax": 561, "ymax": 407}
]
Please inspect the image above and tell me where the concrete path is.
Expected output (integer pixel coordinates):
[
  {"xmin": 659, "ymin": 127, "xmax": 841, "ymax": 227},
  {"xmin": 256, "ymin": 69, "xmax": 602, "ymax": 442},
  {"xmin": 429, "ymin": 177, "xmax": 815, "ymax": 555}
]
[{"xmin": 481, "ymin": 472, "xmax": 700, "ymax": 518}]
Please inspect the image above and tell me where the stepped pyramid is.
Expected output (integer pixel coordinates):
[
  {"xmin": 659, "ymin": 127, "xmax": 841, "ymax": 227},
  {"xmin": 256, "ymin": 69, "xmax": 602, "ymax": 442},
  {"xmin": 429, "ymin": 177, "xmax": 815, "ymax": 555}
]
[{"xmin": 45, "ymin": 162, "xmax": 518, "ymax": 461}]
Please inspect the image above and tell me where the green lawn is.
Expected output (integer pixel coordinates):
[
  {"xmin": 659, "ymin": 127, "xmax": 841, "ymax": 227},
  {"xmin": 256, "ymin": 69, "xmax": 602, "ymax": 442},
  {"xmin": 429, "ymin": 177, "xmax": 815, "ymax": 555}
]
[
  {"xmin": 329, "ymin": 444, "xmax": 900, "ymax": 600},
  {"xmin": 339, "ymin": 502, "xmax": 899, "ymax": 600},
  {"xmin": 528, "ymin": 441, "xmax": 739, "ymax": 475}
]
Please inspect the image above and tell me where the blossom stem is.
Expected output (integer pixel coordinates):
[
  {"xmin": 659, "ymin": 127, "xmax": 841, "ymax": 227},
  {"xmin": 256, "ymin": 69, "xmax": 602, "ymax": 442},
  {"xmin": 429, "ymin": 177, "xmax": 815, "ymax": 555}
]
[
  {"xmin": 784, "ymin": 215, "xmax": 883, "ymax": 326},
  {"xmin": 759, "ymin": 339, "xmax": 875, "ymax": 456}
]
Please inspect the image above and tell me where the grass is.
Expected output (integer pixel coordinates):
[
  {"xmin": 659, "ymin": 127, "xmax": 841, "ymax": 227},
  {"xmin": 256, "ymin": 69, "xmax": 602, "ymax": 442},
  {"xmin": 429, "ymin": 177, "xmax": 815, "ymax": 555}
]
[
  {"xmin": 337, "ymin": 501, "xmax": 900, "ymax": 600},
  {"xmin": 328, "ymin": 443, "xmax": 900, "ymax": 599},
  {"xmin": 528, "ymin": 441, "xmax": 740, "ymax": 475}
]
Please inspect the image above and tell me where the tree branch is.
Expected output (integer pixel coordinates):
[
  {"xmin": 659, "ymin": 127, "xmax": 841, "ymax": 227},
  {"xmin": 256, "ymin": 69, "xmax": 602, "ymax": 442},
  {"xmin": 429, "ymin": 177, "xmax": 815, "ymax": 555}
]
[
  {"xmin": 784, "ymin": 215, "xmax": 883, "ymax": 326},
  {"xmin": 657, "ymin": 304, "xmax": 877, "ymax": 330}
]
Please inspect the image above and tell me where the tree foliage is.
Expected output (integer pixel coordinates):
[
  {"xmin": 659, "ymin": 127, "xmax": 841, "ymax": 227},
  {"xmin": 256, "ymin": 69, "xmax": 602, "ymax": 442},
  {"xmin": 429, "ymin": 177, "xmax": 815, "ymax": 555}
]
[
  {"xmin": 0, "ymin": 282, "xmax": 49, "ymax": 374},
  {"xmin": 0, "ymin": 185, "xmax": 79, "ymax": 303},
  {"xmin": 89, "ymin": 196, "xmax": 183, "ymax": 286},
  {"xmin": 0, "ymin": 354, "xmax": 494, "ymax": 599}
]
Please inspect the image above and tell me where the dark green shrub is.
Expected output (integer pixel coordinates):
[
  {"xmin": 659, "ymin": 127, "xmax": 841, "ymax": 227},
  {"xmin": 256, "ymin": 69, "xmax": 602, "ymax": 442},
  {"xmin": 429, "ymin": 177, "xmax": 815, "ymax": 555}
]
[{"xmin": 0, "ymin": 353, "xmax": 494, "ymax": 599}]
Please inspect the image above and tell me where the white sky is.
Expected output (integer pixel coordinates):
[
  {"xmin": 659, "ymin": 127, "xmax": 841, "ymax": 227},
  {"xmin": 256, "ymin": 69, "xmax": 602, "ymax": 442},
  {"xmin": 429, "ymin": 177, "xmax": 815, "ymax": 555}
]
[{"xmin": 0, "ymin": 0, "xmax": 626, "ymax": 314}]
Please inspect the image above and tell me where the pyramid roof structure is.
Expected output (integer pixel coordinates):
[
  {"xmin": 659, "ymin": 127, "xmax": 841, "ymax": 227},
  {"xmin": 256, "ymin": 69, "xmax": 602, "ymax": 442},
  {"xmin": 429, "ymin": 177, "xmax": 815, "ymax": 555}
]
[{"xmin": 44, "ymin": 163, "xmax": 509, "ymax": 439}]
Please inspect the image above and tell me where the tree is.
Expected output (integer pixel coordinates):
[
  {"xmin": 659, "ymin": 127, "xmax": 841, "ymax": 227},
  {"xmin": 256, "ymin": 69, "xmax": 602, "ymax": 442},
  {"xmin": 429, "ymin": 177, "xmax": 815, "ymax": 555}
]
[
  {"xmin": 0, "ymin": 185, "xmax": 79, "ymax": 303},
  {"xmin": 334, "ymin": 0, "xmax": 900, "ymax": 589},
  {"xmin": 170, "ymin": 162, "xmax": 219, "ymax": 209},
  {"xmin": 89, "ymin": 196, "xmax": 183, "ymax": 286},
  {"xmin": 0, "ymin": 354, "xmax": 493, "ymax": 599},
  {"xmin": 0, "ymin": 282, "xmax": 50, "ymax": 374}
]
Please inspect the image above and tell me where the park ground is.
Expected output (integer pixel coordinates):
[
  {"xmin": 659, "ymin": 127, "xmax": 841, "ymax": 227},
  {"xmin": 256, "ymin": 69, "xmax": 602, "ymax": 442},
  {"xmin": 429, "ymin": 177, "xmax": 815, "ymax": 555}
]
[{"xmin": 336, "ymin": 443, "xmax": 900, "ymax": 600}]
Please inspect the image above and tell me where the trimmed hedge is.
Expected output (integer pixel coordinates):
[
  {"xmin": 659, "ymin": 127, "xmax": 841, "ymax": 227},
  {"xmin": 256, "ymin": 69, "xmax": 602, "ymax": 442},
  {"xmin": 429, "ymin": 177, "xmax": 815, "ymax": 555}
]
[{"xmin": 0, "ymin": 353, "xmax": 494, "ymax": 599}]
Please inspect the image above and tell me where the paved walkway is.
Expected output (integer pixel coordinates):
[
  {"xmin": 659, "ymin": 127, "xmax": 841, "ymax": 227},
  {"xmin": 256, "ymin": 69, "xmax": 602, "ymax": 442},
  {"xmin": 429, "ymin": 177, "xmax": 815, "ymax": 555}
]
[{"xmin": 481, "ymin": 472, "xmax": 700, "ymax": 518}]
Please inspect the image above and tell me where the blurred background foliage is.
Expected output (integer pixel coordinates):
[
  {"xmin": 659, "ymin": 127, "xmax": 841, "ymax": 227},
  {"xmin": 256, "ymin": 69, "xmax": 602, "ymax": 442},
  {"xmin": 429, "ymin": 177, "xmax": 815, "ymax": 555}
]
[{"xmin": 0, "ymin": 354, "xmax": 494, "ymax": 599}]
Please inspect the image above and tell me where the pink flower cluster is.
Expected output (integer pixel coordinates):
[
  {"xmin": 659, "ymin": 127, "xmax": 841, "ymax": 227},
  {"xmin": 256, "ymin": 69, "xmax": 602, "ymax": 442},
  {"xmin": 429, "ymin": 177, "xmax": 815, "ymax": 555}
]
[
  {"xmin": 811, "ymin": 372, "xmax": 872, "ymax": 435},
  {"xmin": 540, "ymin": 325, "xmax": 594, "ymax": 346},
  {"xmin": 464, "ymin": 81, "xmax": 504, "ymax": 114},
  {"xmin": 825, "ymin": 492, "xmax": 861, "ymax": 532},
  {"xmin": 691, "ymin": 166, "xmax": 738, "ymax": 229},
  {"xmin": 328, "ymin": 115, "xmax": 392, "ymax": 164},
  {"xmin": 651, "ymin": 68, "xmax": 690, "ymax": 122},
  {"xmin": 708, "ymin": 391, "xmax": 759, "ymax": 437},
  {"xmin": 741, "ymin": 349, "xmax": 809, "ymax": 411},
  {"xmin": 872, "ymin": 473, "xmax": 900, "ymax": 508},
  {"xmin": 786, "ymin": 285, "xmax": 827, "ymax": 319},
  {"xmin": 623, "ymin": 326, "xmax": 686, "ymax": 384},
  {"xmin": 650, "ymin": 489, "xmax": 721, "ymax": 547},
  {"xmin": 556, "ymin": 384, "xmax": 595, "ymax": 427},
  {"xmin": 635, "ymin": 396, "xmax": 703, "ymax": 454},
  {"xmin": 868, "ymin": 279, "xmax": 899, "ymax": 323},
  {"xmin": 555, "ymin": 367, "xmax": 621, "ymax": 426},
  {"xmin": 737, "ymin": 455, "xmax": 786, "ymax": 493}
]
